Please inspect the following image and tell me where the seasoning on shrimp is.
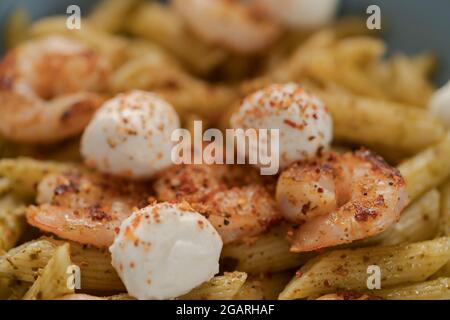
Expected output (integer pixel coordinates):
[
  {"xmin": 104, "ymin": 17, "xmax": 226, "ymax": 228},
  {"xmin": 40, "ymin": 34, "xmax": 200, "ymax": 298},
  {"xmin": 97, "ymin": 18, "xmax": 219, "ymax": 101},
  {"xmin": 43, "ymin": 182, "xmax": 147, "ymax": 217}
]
[
  {"xmin": 154, "ymin": 164, "xmax": 281, "ymax": 244},
  {"xmin": 276, "ymin": 149, "xmax": 409, "ymax": 252},
  {"xmin": 0, "ymin": 36, "xmax": 110, "ymax": 144},
  {"xmin": 26, "ymin": 170, "xmax": 153, "ymax": 247}
]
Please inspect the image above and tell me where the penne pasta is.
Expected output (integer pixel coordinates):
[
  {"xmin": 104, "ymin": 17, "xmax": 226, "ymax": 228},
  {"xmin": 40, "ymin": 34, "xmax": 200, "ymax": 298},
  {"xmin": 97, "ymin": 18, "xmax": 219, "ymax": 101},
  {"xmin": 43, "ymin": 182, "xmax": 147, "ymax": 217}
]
[
  {"xmin": 398, "ymin": 132, "xmax": 450, "ymax": 202},
  {"xmin": 304, "ymin": 37, "xmax": 388, "ymax": 99},
  {"xmin": 233, "ymin": 278, "xmax": 265, "ymax": 300},
  {"xmin": 69, "ymin": 242, "xmax": 125, "ymax": 292},
  {"xmin": 385, "ymin": 54, "xmax": 435, "ymax": 107},
  {"xmin": 317, "ymin": 91, "xmax": 445, "ymax": 155},
  {"xmin": 374, "ymin": 277, "xmax": 450, "ymax": 300},
  {"xmin": 251, "ymin": 273, "xmax": 293, "ymax": 300},
  {"xmin": 112, "ymin": 55, "xmax": 238, "ymax": 120},
  {"xmin": 5, "ymin": 280, "xmax": 31, "ymax": 300},
  {"xmin": 221, "ymin": 224, "xmax": 312, "ymax": 274},
  {"xmin": 437, "ymin": 180, "xmax": 450, "ymax": 237},
  {"xmin": 0, "ymin": 238, "xmax": 124, "ymax": 292},
  {"xmin": 0, "ymin": 238, "xmax": 58, "ymax": 282},
  {"xmin": 0, "ymin": 194, "xmax": 26, "ymax": 252},
  {"xmin": 127, "ymin": 2, "xmax": 227, "ymax": 75},
  {"xmin": 180, "ymin": 272, "xmax": 247, "ymax": 300},
  {"xmin": 279, "ymin": 237, "xmax": 450, "ymax": 300},
  {"xmin": 23, "ymin": 243, "xmax": 74, "ymax": 300},
  {"xmin": 0, "ymin": 158, "xmax": 75, "ymax": 200}
]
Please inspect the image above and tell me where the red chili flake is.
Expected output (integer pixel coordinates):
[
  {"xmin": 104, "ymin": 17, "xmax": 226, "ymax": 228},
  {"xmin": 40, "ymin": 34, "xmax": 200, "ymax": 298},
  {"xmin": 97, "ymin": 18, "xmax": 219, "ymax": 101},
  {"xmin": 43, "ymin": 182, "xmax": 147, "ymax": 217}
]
[
  {"xmin": 88, "ymin": 205, "xmax": 111, "ymax": 221},
  {"xmin": 301, "ymin": 202, "xmax": 311, "ymax": 215},
  {"xmin": 283, "ymin": 119, "xmax": 304, "ymax": 130}
]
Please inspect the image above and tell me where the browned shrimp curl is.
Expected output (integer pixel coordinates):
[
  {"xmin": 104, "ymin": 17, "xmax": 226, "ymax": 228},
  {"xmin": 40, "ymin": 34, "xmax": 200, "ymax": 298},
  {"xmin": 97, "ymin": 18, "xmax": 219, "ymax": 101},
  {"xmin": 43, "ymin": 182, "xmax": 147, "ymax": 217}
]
[
  {"xmin": 276, "ymin": 149, "xmax": 409, "ymax": 252},
  {"xmin": 26, "ymin": 170, "xmax": 153, "ymax": 247},
  {"xmin": 154, "ymin": 164, "xmax": 281, "ymax": 244},
  {"xmin": 0, "ymin": 36, "xmax": 110, "ymax": 144}
]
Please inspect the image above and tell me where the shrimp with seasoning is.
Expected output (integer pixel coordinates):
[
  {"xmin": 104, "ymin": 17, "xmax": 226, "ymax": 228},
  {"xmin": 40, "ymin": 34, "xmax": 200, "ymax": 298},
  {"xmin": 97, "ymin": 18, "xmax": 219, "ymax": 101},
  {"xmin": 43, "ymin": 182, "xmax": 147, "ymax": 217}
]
[
  {"xmin": 276, "ymin": 149, "xmax": 409, "ymax": 252},
  {"xmin": 154, "ymin": 164, "xmax": 281, "ymax": 244},
  {"xmin": 26, "ymin": 170, "xmax": 153, "ymax": 247},
  {"xmin": 172, "ymin": 0, "xmax": 281, "ymax": 54},
  {"xmin": 0, "ymin": 36, "xmax": 110, "ymax": 144}
]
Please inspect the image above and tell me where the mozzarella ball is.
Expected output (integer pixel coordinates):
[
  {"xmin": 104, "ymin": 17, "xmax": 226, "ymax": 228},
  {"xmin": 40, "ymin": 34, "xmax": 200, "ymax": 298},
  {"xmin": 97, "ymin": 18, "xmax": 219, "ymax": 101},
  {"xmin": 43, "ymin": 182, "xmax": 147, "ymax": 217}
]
[
  {"xmin": 429, "ymin": 81, "xmax": 450, "ymax": 128},
  {"xmin": 81, "ymin": 91, "xmax": 180, "ymax": 179},
  {"xmin": 230, "ymin": 83, "xmax": 333, "ymax": 169},
  {"xmin": 254, "ymin": 0, "xmax": 339, "ymax": 29},
  {"xmin": 110, "ymin": 202, "xmax": 223, "ymax": 300}
]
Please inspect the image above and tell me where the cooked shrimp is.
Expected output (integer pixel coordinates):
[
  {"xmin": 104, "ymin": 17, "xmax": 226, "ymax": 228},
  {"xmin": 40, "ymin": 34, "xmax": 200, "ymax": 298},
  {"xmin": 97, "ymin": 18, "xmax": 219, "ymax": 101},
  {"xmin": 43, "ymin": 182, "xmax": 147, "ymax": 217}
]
[
  {"xmin": 172, "ymin": 0, "xmax": 281, "ymax": 54},
  {"xmin": 26, "ymin": 170, "xmax": 153, "ymax": 247},
  {"xmin": 251, "ymin": 0, "xmax": 339, "ymax": 29},
  {"xmin": 0, "ymin": 36, "xmax": 110, "ymax": 144},
  {"xmin": 154, "ymin": 164, "xmax": 281, "ymax": 243},
  {"xmin": 276, "ymin": 149, "xmax": 409, "ymax": 252},
  {"xmin": 204, "ymin": 185, "xmax": 281, "ymax": 243},
  {"xmin": 317, "ymin": 292, "xmax": 383, "ymax": 300}
]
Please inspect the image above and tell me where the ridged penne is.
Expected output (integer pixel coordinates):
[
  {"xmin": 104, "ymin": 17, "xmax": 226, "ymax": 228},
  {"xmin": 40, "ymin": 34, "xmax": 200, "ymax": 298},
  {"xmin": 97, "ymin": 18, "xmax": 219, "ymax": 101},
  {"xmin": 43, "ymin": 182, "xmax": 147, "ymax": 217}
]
[
  {"xmin": 234, "ymin": 273, "xmax": 293, "ymax": 300},
  {"xmin": 437, "ymin": 180, "xmax": 450, "ymax": 237},
  {"xmin": 0, "ymin": 194, "xmax": 26, "ymax": 252},
  {"xmin": 374, "ymin": 277, "xmax": 450, "ymax": 300},
  {"xmin": 279, "ymin": 237, "xmax": 450, "ymax": 300},
  {"xmin": 180, "ymin": 272, "xmax": 247, "ymax": 300},
  {"xmin": 221, "ymin": 225, "xmax": 312, "ymax": 274},
  {"xmin": 23, "ymin": 244, "xmax": 74, "ymax": 300},
  {"xmin": 233, "ymin": 278, "xmax": 265, "ymax": 300},
  {"xmin": 0, "ymin": 158, "xmax": 75, "ymax": 199},
  {"xmin": 0, "ymin": 237, "xmax": 124, "ymax": 292},
  {"xmin": 69, "ymin": 241, "xmax": 124, "ymax": 292},
  {"xmin": 0, "ymin": 238, "xmax": 58, "ymax": 282},
  {"xmin": 398, "ymin": 132, "xmax": 450, "ymax": 202},
  {"xmin": 317, "ymin": 91, "xmax": 445, "ymax": 155},
  {"xmin": 127, "ymin": 2, "xmax": 227, "ymax": 75}
]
